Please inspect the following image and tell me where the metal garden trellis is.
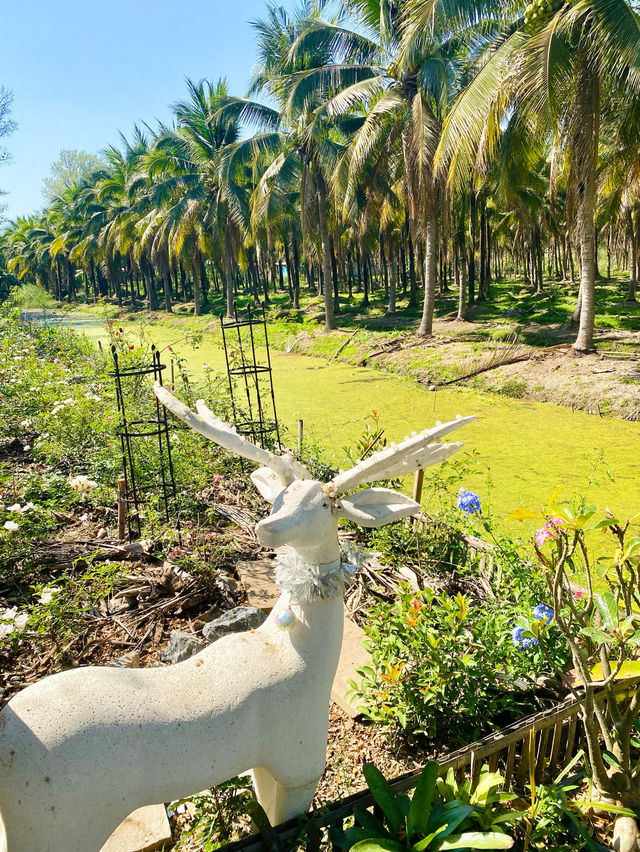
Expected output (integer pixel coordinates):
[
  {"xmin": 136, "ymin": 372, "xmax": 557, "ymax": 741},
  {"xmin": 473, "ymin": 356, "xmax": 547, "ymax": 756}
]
[
  {"xmin": 110, "ymin": 343, "xmax": 180, "ymax": 541},
  {"xmin": 220, "ymin": 304, "xmax": 281, "ymax": 451}
]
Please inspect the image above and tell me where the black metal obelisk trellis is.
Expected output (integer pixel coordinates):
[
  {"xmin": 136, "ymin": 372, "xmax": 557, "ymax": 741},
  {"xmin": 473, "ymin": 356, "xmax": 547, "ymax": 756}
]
[
  {"xmin": 110, "ymin": 344, "xmax": 180, "ymax": 541},
  {"xmin": 220, "ymin": 304, "xmax": 281, "ymax": 450}
]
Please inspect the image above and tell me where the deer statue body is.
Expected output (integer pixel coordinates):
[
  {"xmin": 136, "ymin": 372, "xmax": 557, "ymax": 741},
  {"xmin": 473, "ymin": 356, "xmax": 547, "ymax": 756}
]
[{"xmin": 0, "ymin": 386, "xmax": 474, "ymax": 852}]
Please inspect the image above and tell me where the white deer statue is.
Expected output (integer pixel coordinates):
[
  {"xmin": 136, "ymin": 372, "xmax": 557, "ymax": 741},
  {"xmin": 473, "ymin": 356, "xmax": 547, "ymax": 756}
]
[{"xmin": 0, "ymin": 385, "xmax": 474, "ymax": 852}]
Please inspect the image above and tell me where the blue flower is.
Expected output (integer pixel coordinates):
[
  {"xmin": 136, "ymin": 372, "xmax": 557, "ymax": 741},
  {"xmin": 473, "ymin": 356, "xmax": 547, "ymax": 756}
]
[
  {"xmin": 511, "ymin": 626, "xmax": 538, "ymax": 649},
  {"xmin": 457, "ymin": 488, "xmax": 482, "ymax": 515},
  {"xmin": 533, "ymin": 604, "xmax": 554, "ymax": 624}
]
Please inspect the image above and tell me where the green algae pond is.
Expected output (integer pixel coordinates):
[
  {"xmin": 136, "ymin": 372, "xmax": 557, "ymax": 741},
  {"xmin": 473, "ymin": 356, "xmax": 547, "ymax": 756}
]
[{"xmin": 27, "ymin": 310, "xmax": 640, "ymax": 539}]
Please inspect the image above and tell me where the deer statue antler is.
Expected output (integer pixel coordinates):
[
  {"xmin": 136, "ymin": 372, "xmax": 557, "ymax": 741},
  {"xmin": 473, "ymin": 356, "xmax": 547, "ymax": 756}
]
[
  {"xmin": 154, "ymin": 383, "xmax": 310, "ymax": 486},
  {"xmin": 330, "ymin": 415, "xmax": 476, "ymax": 493}
]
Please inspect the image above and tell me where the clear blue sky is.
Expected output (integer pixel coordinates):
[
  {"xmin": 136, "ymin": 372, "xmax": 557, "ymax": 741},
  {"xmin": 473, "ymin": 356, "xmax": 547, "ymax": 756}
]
[{"xmin": 1, "ymin": 1, "xmax": 293, "ymax": 221}]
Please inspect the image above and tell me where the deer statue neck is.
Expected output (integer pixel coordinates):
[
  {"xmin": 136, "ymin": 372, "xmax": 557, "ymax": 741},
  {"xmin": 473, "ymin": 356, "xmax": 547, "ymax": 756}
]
[
  {"xmin": 287, "ymin": 539, "xmax": 341, "ymax": 570},
  {"xmin": 272, "ymin": 541, "xmax": 347, "ymax": 612}
]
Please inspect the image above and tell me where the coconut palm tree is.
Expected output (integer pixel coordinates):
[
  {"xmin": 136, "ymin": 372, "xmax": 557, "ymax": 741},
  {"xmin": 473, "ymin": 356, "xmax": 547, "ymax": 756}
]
[
  {"xmin": 241, "ymin": 1, "xmax": 379, "ymax": 330},
  {"xmin": 422, "ymin": 0, "xmax": 640, "ymax": 352},
  {"xmin": 289, "ymin": 0, "xmax": 502, "ymax": 335}
]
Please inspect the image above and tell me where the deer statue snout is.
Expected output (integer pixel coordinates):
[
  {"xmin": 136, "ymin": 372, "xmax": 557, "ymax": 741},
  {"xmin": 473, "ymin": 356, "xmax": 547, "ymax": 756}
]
[{"xmin": 256, "ymin": 479, "xmax": 338, "ymax": 551}]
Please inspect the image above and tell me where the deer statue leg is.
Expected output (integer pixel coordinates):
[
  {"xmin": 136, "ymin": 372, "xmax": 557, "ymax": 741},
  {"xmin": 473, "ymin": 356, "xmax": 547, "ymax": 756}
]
[
  {"xmin": 271, "ymin": 776, "xmax": 323, "ymax": 825},
  {"xmin": 251, "ymin": 766, "xmax": 279, "ymax": 820},
  {"xmin": 252, "ymin": 764, "xmax": 323, "ymax": 827},
  {"xmin": 256, "ymin": 722, "xmax": 329, "ymax": 827}
]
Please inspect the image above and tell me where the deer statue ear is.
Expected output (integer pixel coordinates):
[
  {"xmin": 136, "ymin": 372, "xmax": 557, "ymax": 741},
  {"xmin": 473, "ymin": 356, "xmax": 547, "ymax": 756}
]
[
  {"xmin": 334, "ymin": 487, "xmax": 420, "ymax": 528},
  {"xmin": 250, "ymin": 467, "xmax": 287, "ymax": 504}
]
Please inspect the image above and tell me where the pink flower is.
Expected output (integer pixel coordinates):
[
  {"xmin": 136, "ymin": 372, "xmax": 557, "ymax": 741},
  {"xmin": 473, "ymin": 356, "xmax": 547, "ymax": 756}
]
[
  {"xmin": 213, "ymin": 474, "xmax": 224, "ymax": 483},
  {"xmin": 535, "ymin": 525, "xmax": 554, "ymax": 547},
  {"xmin": 535, "ymin": 516, "xmax": 565, "ymax": 548}
]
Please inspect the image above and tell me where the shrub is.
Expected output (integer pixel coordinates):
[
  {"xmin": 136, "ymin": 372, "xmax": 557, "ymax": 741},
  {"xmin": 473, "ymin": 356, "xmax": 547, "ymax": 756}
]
[{"xmin": 349, "ymin": 585, "xmax": 569, "ymax": 743}]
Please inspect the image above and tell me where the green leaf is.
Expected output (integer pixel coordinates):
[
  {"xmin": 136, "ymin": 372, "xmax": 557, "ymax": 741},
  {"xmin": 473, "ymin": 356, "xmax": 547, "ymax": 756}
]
[
  {"xmin": 584, "ymin": 518, "xmax": 617, "ymax": 531},
  {"xmin": 594, "ymin": 592, "xmax": 619, "ymax": 631},
  {"xmin": 429, "ymin": 804, "xmax": 474, "ymax": 837},
  {"xmin": 602, "ymin": 750, "xmax": 622, "ymax": 769},
  {"xmin": 407, "ymin": 761, "xmax": 439, "ymax": 838},
  {"xmin": 573, "ymin": 802, "xmax": 635, "ymax": 816},
  {"xmin": 353, "ymin": 805, "xmax": 391, "ymax": 839},
  {"xmin": 580, "ymin": 626, "xmax": 612, "ymax": 645},
  {"xmin": 574, "ymin": 507, "xmax": 597, "ymax": 529},
  {"xmin": 412, "ymin": 826, "xmax": 447, "ymax": 851},
  {"xmin": 399, "ymin": 794, "xmax": 412, "ymax": 818},
  {"xmin": 350, "ymin": 840, "xmax": 403, "ymax": 852},
  {"xmin": 362, "ymin": 764, "xmax": 404, "ymax": 835},
  {"xmin": 358, "ymin": 665, "xmax": 376, "ymax": 678},
  {"xmin": 439, "ymin": 832, "xmax": 514, "ymax": 849},
  {"xmin": 623, "ymin": 538, "xmax": 640, "ymax": 563},
  {"xmin": 472, "ymin": 772, "xmax": 505, "ymax": 804},
  {"xmin": 553, "ymin": 506, "xmax": 576, "ymax": 526}
]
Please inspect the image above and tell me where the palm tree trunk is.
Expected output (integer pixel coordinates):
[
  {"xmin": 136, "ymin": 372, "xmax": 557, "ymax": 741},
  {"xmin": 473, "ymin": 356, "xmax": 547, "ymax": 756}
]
[
  {"xmin": 330, "ymin": 236, "xmax": 340, "ymax": 314},
  {"xmin": 387, "ymin": 238, "xmax": 396, "ymax": 315},
  {"xmin": 468, "ymin": 186, "xmax": 477, "ymax": 306},
  {"xmin": 456, "ymin": 238, "xmax": 467, "ymax": 321},
  {"xmin": 291, "ymin": 234, "xmax": 300, "ymax": 308},
  {"xmin": 485, "ymin": 216, "xmax": 492, "ymax": 290},
  {"xmin": 224, "ymin": 248, "xmax": 235, "ymax": 319},
  {"xmin": 479, "ymin": 201, "xmax": 486, "ymax": 301},
  {"xmin": 628, "ymin": 213, "xmax": 637, "ymax": 304},
  {"xmin": 407, "ymin": 233, "xmax": 417, "ymax": 309},
  {"xmin": 192, "ymin": 258, "xmax": 201, "ymax": 317},
  {"xmin": 163, "ymin": 273, "xmax": 173, "ymax": 313},
  {"xmin": 572, "ymin": 56, "xmax": 599, "ymax": 354},
  {"xmin": 315, "ymin": 168, "xmax": 336, "ymax": 331},
  {"xmin": 361, "ymin": 246, "xmax": 370, "ymax": 307},
  {"xmin": 418, "ymin": 208, "xmax": 437, "ymax": 337}
]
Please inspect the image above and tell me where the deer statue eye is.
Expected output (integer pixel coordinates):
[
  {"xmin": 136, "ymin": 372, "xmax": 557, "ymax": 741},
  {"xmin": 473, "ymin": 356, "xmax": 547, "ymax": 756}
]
[{"xmin": 322, "ymin": 502, "xmax": 328, "ymax": 508}]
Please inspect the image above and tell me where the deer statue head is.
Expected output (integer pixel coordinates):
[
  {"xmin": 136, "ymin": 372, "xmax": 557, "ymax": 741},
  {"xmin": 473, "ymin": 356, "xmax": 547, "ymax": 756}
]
[{"xmin": 155, "ymin": 383, "xmax": 475, "ymax": 602}]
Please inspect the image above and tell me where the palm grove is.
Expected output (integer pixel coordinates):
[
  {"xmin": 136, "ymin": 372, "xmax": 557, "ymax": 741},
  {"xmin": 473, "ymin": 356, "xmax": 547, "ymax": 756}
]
[{"xmin": 2, "ymin": 0, "xmax": 640, "ymax": 354}]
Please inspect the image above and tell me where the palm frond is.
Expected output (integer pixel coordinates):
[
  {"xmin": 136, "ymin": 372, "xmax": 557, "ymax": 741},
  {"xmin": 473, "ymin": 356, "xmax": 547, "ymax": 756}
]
[
  {"xmin": 288, "ymin": 20, "xmax": 384, "ymax": 65},
  {"xmin": 435, "ymin": 29, "xmax": 526, "ymax": 190}
]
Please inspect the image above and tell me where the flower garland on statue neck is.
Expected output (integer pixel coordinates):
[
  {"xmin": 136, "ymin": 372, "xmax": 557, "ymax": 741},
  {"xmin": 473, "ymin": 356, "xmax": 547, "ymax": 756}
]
[{"xmin": 272, "ymin": 544, "xmax": 363, "ymax": 629}]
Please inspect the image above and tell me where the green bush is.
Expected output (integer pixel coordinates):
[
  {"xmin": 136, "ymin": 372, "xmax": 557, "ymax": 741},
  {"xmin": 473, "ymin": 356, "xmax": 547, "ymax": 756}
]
[
  {"xmin": 9, "ymin": 283, "xmax": 56, "ymax": 309},
  {"xmin": 349, "ymin": 585, "xmax": 569, "ymax": 743}
]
